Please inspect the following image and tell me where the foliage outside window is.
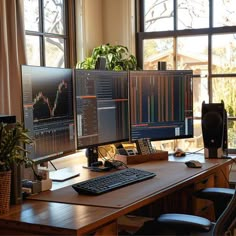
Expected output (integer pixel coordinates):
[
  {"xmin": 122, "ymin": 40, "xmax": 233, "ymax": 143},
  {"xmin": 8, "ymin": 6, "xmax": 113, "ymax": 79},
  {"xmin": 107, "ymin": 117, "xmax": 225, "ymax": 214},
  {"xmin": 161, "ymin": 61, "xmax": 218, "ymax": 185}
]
[
  {"xmin": 137, "ymin": 0, "xmax": 236, "ymax": 152},
  {"xmin": 24, "ymin": 0, "xmax": 68, "ymax": 68}
]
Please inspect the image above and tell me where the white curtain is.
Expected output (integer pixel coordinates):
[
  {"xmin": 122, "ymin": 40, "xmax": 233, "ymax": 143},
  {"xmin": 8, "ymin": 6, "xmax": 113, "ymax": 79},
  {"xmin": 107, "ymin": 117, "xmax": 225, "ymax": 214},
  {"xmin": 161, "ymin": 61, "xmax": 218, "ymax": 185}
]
[{"xmin": 0, "ymin": 0, "xmax": 26, "ymax": 121}]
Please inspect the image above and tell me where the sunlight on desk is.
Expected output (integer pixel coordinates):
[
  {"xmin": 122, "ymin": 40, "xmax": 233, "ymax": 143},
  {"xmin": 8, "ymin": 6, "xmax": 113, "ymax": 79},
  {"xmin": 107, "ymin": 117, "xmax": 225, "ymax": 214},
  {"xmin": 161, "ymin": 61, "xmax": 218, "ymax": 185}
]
[{"xmin": 49, "ymin": 167, "xmax": 80, "ymax": 182}]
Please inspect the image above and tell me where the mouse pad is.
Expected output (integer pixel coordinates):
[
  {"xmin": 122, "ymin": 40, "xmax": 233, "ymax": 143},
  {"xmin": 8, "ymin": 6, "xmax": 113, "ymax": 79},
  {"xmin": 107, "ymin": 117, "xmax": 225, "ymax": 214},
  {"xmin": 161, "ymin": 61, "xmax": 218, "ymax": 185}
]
[{"xmin": 29, "ymin": 161, "xmax": 218, "ymax": 209}]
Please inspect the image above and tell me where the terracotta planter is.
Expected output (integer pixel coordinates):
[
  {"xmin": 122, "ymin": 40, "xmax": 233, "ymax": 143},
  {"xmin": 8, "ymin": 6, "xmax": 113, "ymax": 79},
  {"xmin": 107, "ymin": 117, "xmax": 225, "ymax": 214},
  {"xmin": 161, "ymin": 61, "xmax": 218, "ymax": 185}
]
[{"xmin": 0, "ymin": 170, "xmax": 11, "ymax": 214}]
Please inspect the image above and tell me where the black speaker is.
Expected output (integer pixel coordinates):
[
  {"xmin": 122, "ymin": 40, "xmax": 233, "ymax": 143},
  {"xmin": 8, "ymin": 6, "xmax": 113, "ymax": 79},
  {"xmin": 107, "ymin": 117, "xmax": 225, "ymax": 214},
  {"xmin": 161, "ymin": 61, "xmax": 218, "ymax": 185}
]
[
  {"xmin": 95, "ymin": 57, "xmax": 106, "ymax": 70},
  {"xmin": 85, "ymin": 146, "xmax": 98, "ymax": 167},
  {"xmin": 201, "ymin": 101, "xmax": 228, "ymax": 158}
]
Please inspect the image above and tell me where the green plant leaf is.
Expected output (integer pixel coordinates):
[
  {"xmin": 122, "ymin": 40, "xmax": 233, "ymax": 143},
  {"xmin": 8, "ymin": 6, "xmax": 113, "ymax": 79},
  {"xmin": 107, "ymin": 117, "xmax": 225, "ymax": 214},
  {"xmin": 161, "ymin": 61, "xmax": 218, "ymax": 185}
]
[{"xmin": 76, "ymin": 43, "xmax": 137, "ymax": 71}]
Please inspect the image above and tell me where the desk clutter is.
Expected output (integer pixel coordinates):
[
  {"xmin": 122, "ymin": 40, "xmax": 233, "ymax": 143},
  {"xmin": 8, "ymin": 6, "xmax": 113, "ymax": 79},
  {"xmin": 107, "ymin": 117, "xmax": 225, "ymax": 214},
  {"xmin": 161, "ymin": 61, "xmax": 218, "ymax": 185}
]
[{"xmin": 22, "ymin": 168, "xmax": 52, "ymax": 196}]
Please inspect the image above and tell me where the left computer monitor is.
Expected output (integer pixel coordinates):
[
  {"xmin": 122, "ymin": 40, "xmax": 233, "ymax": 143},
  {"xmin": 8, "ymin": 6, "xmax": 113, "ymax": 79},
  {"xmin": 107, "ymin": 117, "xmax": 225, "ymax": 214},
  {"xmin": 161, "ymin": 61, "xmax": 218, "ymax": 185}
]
[{"xmin": 21, "ymin": 65, "xmax": 75, "ymax": 164}]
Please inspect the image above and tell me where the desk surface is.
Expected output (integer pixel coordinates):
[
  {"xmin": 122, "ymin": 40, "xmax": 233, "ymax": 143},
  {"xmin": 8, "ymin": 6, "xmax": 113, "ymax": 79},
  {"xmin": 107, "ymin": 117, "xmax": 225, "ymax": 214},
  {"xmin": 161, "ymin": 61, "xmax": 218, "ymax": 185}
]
[
  {"xmin": 0, "ymin": 157, "xmax": 233, "ymax": 235},
  {"xmin": 29, "ymin": 160, "xmax": 218, "ymax": 208}
]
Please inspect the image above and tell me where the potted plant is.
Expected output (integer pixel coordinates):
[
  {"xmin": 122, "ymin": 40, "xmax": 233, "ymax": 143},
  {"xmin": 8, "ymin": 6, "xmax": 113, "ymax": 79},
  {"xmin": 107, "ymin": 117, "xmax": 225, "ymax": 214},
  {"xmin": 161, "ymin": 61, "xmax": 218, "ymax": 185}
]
[
  {"xmin": 0, "ymin": 122, "xmax": 33, "ymax": 214},
  {"xmin": 76, "ymin": 43, "xmax": 138, "ymax": 71}
]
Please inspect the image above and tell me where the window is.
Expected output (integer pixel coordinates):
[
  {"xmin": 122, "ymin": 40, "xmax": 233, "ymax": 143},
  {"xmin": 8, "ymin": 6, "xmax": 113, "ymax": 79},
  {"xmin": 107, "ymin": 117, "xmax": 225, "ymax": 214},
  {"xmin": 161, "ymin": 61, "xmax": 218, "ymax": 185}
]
[
  {"xmin": 137, "ymin": 0, "xmax": 236, "ymax": 152},
  {"xmin": 24, "ymin": 0, "xmax": 72, "ymax": 68}
]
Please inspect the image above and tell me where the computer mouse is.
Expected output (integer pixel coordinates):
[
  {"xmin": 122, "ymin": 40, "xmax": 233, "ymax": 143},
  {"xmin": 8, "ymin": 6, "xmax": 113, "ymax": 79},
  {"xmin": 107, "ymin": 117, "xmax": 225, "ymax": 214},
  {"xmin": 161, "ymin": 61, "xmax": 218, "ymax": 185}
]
[
  {"xmin": 185, "ymin": 160, "xmax": 202, "ymax": 168},
  {"xmin": 173, "ymin": 148, "xmax": 186, "ymax": 157}
]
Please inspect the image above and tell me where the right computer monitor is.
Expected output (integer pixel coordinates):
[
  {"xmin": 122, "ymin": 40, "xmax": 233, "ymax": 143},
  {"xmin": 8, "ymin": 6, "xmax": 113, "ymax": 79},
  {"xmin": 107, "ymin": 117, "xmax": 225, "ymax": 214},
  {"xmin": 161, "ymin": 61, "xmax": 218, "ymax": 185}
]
[{"xmin": 129, "ymin": 70, "xmax": 194, "ymax": 142}]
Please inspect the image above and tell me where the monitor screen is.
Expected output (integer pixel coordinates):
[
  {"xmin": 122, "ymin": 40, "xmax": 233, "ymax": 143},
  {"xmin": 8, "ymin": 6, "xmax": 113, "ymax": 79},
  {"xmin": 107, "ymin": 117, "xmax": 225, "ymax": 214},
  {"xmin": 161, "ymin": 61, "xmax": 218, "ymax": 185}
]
[
  {"xmin": 74, "ymin": 69, "xmax": 129, "ymax": 149},
  {"xmin": 21, "ymin": 65, "xmax": 75, "ymax": 164},
  {"xmin": 129, "ymin": 70, "xmax": 193, "ymax": 142}
]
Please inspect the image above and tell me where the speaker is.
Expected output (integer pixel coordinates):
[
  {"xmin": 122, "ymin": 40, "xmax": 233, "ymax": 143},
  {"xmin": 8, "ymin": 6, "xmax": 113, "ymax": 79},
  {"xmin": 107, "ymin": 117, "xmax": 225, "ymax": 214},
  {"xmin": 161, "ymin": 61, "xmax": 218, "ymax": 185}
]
[
  {"xmin": 85, "ymin": 146, "xmax": 98, "ymax": 167},
  {"xmin": 201, "ymin": 101, "xmax": 228, "ymax": 158},
  {"xmin": 95, "ymin": 57, "xmax": 106, "ymax": 70}
]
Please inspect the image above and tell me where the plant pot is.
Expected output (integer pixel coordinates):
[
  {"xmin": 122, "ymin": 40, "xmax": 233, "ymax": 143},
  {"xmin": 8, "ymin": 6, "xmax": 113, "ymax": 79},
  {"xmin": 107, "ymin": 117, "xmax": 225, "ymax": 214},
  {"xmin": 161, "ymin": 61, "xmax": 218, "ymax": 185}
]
[{"xmin": 0, "ymin": 170, "xmax": 11, "ymax": 214}]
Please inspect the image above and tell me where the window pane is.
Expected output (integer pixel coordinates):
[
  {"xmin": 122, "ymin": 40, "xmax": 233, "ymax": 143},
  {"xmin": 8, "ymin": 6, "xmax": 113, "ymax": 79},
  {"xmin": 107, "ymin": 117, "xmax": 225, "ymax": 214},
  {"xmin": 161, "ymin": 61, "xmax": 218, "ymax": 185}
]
[
  {"xmin": 212, "ymin": 34, "xmax": 236, "ymax": 74},
  {"xmin": 177, "ymin": 36, "xmax": 208, "ymax": 76},
  {"xmin": 212, "ymin": 77, "xmax": 236, "ymax": 149},
  {"xmin": 44, "ymin": 0, "xmax": 65, "ymax": 35},
  {"xmin": 213, "ymin": 0, "xmax": 236, "ymax": 27},
  {"xmin": 143, "ymin": 38, "xmax": 174, "ymax": 69},
  {"xmin": 193, "ymin": 77, "xmax": 209, "ymax": 117},
  {"xmin": 228, "ymin": 120, "xmax": 236, "ymax": 149},
  {"xmin": 212, "ymin": 77, "xmax": 236, "ymax": 116},
  {"xmin": 25, "ymin": 35, "xmax": 40, "ymax": 66},
  {"xmin": 45, "ymin": 37, "xmax": 65, "ymax": 67},
  {"xmin": 24, "ymin": 0, "xmax": 39, "ymax": 31},
  {"xmin": 177, "ymin": 0, "xmax": 209, "ymax": 29},
  {"xmin": 144, "ymin": 0, "xmax": 173, "ymax": 32}
]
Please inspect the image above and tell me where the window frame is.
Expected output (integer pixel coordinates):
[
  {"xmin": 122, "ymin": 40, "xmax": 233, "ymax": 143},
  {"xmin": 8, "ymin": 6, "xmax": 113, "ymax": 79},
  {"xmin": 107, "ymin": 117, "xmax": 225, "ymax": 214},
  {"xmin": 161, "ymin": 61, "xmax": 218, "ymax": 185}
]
[
  {"xmin": 136, "ymin": 0, "xmax": 236, "ymax": 153},
  {"xmin": 24, "ymin": 0, "xmax": 76, "ymax": 68}
]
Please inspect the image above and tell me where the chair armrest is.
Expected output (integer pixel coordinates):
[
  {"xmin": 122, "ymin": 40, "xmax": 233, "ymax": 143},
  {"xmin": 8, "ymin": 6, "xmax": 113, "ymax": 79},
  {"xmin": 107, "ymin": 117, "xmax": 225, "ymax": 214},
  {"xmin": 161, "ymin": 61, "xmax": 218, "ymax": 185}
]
[
  {"xmin": 157, "ymin": 213, "xmax": 212, "ymax": 232},
  {"xmin": 194, "ymin": 187, "xmax": 234, "ymax": 201},
  {"xmin": 194, "ymin": 187, "xmax": 234, "ymax": 219}
]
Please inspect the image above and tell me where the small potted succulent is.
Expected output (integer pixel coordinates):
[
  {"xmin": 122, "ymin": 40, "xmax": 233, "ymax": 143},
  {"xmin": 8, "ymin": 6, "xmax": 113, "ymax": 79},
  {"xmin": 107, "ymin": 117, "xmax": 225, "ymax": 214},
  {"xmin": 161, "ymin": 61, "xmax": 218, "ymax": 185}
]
[{"xmin": 0, "ymin": 122, "xmax": 33, "ymax": 214}]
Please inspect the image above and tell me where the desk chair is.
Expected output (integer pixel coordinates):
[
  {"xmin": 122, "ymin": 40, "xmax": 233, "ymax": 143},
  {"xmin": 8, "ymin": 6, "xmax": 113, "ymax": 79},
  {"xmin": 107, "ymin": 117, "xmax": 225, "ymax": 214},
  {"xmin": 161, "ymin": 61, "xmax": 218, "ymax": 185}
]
[
  {"xmin": 134, "ymin": 187, "xmax": 235, "ymax": 236},
  {"xmin": 155, "ymin": 188, "xmax": 236, "ymax": 235},
  {"xmin": 194, "ymin": 187, "xmax": 234, "ymax": 220}
]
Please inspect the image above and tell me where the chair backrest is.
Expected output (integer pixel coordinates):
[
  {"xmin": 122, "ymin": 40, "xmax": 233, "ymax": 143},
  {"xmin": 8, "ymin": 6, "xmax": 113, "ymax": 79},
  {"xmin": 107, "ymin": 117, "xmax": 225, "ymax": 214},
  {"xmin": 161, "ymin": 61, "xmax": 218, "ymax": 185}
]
[{"xmin": 213, "ymin": 188, "xmax": 236, "ymax": 235}]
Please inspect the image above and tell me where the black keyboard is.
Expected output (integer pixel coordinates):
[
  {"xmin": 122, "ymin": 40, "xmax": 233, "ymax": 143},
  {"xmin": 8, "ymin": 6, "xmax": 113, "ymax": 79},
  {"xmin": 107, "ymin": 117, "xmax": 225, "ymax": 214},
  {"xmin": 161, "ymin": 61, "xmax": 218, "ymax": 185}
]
[{"xmin": 72, "ymin": 168, "xmax": 156, "ymax": 195}]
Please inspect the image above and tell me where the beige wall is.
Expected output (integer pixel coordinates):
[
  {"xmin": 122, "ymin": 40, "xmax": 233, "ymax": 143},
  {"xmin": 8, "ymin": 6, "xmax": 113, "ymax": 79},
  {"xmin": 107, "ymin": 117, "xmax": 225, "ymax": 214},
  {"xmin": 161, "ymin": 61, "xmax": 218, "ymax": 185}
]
[
  {"xmin": 76, "ymin": 0, "xmax": 135, "ymax": 62},
  {"xmin": 103, "ymin": 0, "xmax": 135, "ymax": 52}
]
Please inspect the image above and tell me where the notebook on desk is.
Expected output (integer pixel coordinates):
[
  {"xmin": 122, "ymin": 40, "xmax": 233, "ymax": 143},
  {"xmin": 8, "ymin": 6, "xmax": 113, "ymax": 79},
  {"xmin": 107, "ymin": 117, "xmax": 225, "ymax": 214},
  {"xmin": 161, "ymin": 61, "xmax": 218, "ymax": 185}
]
[{"xmin": 49, "ymin": 167, "xmax": 80, "ymax": 182}]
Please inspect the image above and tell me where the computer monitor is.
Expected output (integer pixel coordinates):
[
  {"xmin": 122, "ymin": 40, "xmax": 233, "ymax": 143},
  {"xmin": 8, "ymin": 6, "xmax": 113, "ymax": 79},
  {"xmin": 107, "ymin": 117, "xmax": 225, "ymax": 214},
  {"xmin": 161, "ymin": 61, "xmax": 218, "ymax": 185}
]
[
  {"xmin": 74, "ymin": 69, "xmax": 129, "ymax": 152},
  {"xmin": 21, "ymin": 65, "xmax": 75, "ymax": 164},
  {"xmin": 129, "ymin": 70, "xmax": 193, "ymax": 142}
]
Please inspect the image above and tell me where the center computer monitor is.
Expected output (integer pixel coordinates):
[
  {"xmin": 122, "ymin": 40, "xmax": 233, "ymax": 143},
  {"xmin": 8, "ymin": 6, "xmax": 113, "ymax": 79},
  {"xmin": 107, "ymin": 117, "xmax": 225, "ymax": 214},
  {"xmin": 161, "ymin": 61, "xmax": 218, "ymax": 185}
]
[
  {"xmin": 129, "ymin": 70, "xmax": 193, "ymax": 142},
  {"xmin": 21, "ymin": 65, "xmax": 75, "ymax": 164},
  {"xmin": 74, "ymin": 69, "xmax": 129, "ymax": 151}
]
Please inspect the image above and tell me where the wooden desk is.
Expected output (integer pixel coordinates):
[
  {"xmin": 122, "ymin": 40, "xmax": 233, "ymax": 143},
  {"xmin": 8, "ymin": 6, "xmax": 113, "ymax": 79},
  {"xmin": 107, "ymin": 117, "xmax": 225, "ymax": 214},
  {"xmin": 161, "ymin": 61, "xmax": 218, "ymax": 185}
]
[{"xmin": 0, "ymin": 157, "xmax": 233, "ymax": 235}]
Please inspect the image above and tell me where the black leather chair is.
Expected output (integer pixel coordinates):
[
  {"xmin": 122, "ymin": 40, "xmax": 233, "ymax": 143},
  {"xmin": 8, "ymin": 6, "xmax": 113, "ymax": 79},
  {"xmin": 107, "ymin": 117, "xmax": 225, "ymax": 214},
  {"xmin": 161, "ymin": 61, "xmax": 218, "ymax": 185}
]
[
  {"xmin": 134, "ymin": 187, "xmax": 235, "ymax": 236},
  {"xmin": 194, "ymin": 187, "xmax": 234, "ymax": 220}
]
